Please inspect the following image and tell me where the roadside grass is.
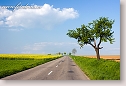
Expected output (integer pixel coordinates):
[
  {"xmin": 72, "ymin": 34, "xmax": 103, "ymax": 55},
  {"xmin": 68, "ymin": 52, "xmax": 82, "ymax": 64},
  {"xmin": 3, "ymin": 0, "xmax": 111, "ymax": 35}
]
[
  {"xmin": 0, "ymin": 54, "xmax": 62, "ymax": 79},
  {"xmin": 70, "ymin": 55, "xmax": 120, "ymax": 80}
]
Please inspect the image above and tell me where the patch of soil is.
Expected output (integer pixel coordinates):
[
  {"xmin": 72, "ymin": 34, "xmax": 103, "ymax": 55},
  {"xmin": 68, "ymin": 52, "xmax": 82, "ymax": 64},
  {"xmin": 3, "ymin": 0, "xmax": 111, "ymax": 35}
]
[{"xmin": 84, "ymin": 55, "xmax": 120, "ymax": 62}]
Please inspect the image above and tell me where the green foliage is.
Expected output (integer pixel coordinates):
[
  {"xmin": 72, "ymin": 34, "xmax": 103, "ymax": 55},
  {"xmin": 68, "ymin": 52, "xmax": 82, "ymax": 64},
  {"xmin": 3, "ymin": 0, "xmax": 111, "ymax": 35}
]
[
  {"xmin": 69, "ymin": 52, "xmax": 72, "ymax": 55},
  {"xmin": 64, "ymin": 52, "xmax": 66, "ymax": 55},
  {"xmin": 70, "ymin": 56, "xmax": 120, "ymax": 80},
  {"xmin": 67, "ymin": 17, "xmax": 115, "ymax": 60},
  {"xmin": 66, "ymin": 17, "xmax": 115, "ymax": 48},
  {"xmin": 89, "ymin": 17, "xmax": 115, "ymax": 44}
]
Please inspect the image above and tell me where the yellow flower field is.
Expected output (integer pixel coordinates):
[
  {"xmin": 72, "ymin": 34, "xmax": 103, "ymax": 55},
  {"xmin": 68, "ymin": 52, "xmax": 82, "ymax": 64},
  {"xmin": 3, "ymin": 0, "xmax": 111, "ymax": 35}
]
[{"xmin": 0, "ymin": 54, "xmax": 62, "ymax": 60}]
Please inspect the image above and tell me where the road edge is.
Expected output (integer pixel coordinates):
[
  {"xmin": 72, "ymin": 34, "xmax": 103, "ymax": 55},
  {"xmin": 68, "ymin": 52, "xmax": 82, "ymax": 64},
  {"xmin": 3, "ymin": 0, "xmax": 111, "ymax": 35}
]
[{"xmin": 69, "ymin": 56, "xmax": 90, "ymax": 80}]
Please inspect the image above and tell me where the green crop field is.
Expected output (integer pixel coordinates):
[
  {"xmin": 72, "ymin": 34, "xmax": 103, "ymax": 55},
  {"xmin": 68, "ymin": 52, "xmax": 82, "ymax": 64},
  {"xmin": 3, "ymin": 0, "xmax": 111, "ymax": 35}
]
[
  {"xmin": 70, "ymin": 55, "xmax": 120, "ymax": 80},
  {"xmin": 0, "ymin": 54, "xmax": 62, "ymax": 79}
]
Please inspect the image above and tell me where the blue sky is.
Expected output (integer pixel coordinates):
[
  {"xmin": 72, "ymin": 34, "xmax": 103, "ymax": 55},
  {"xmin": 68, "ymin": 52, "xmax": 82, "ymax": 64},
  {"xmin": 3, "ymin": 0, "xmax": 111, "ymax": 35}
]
[{"xmin": 0, "ymin": 0, "xmax": 120, "ymax": 55}]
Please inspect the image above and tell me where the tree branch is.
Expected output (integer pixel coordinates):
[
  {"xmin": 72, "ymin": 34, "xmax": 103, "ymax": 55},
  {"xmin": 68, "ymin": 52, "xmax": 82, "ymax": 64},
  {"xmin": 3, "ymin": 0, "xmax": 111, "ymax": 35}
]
[
  {"xmin": 94, "ymin": 39, "xmax": 96, "ymax": 47},
  {"xmin": 97, "ymin": 36, "xmax": 102, "ymax": 47},
  {"xmin": 99, "ymin": 47, "xmax": 103, "ymax": 49},
  {"xmin": 89, "ymin": 43, "xmax": 95, "ymax": 49}
]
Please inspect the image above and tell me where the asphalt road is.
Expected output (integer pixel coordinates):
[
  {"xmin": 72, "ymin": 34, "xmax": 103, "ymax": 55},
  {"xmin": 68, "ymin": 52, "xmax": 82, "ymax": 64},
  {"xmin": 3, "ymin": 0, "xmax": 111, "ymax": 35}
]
[{"xmin": 1, "ymin": 56, "xmax": 89, "ymax": 80}]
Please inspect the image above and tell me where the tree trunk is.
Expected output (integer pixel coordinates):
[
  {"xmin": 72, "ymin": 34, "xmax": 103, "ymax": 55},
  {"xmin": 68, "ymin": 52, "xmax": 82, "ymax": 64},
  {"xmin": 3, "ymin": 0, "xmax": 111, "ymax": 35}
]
[{"xmin": 95, "ymin": 48, "xmax": 100, "ymax": 60}]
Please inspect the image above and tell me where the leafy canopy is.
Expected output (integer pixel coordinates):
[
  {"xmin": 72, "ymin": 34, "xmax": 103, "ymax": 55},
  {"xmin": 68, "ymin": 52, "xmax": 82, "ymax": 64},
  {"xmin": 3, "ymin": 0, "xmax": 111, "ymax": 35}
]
[
  {"xmin": 72, "ymin": 48, "xmax": 77, "ymax": 54},
  {"xmin": 66, "ymin": 17, "xmax": 115, "ymax": 48}
]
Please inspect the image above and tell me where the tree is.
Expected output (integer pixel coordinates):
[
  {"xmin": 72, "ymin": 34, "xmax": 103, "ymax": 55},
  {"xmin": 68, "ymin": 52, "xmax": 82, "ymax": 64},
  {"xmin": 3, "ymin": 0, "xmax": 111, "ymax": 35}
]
[
  {"xmin": 64, "ymin": 52, "xmax": 66, "ymax": 55},
  {"xmin": 72, "ymin": 48, "xmax": 77, "ymax": 55},
  {"xmin": 66, "ymin": 17, "xmax": 115, "ymax": 60},
  {"xmin": 69, "ymin": 52, "xmax": 72, "ymax": 55},
  {"xmin": 58, "ymin": 52, "xmax": 61, "ymax": 55}
]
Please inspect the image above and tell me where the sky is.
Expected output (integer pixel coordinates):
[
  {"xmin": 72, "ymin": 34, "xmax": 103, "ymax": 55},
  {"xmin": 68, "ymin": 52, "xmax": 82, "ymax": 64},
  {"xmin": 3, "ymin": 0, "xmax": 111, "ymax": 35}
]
[{"xmin": 0, "ymin": 0, "xmax": 120, "ymax": 55}]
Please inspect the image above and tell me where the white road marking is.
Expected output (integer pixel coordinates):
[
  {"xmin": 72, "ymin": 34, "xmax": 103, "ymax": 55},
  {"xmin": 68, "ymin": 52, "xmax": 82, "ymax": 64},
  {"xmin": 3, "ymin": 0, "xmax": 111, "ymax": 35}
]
[
  {"xmin": 56, "ymin": 65, "xmax": 58, "ymax": 67},
  {"xmin": 48, "ymin": 71, "xmax": 53, "ymax": 75}
]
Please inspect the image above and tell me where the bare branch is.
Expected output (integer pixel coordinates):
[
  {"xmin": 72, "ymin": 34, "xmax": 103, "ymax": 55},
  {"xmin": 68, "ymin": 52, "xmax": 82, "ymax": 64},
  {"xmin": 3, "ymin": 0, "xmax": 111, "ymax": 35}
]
[
  {"xmin": 97, "ymin": 36, "xmax": 102, "ymax": 47},
  {"xmin": 99, "ymin": 47, "xmax": 103, "ymax": 49},
  {"xmin": 94, "ymin": 39, "xmax": 96, "ymax": 47},
  {"xmin": 89, "ymin": 43, "xmax": 95, "ymax": 49}
]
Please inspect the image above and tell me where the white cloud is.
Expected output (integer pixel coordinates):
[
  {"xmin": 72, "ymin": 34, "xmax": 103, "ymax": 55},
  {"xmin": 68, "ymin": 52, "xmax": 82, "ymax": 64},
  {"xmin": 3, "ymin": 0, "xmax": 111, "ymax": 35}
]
[
  {"xmin": 23, "ymin": 42, "xmax": 79, "ymax": 51},
  {"xmin": 8, "ymin": 28, "xmax": 23, "ymax": 31},
  {"xmin": 34, "ymin": 42, "xmax": 79, "ymax": 47},
  {"xmin": 0, "ymin": 21, "xmax": 3, "ymax": 25},
  {"xmin": 0, "ymin": 4, "xmax": 79, "ymax": 30},
  {"xmin": 21, "ymin": 42, "xmax": 120, "ymax": 55},
  {"xmin": 0, "ymin": 8, "xmax": 12, "ymax": 19}
]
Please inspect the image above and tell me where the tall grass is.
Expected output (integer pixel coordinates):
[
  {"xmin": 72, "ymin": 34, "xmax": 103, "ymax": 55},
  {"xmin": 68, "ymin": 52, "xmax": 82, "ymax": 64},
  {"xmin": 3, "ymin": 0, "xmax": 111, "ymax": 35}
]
[
  {"xmin": 70, "ymin": 55, "xmax": 120, "ymax": 80},
  {"xmin": 0, "ymin": 54, "xmax": 62, "ymax": 79}
]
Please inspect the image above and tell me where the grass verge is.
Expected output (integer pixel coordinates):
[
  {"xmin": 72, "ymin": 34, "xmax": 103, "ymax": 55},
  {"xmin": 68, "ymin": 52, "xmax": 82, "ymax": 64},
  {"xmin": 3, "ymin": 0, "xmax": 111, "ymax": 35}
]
[
  {"xmin": 70, "ymin": 55, "xmax": 120, "ymax": 80},
  {"xmin": 0, "ymin": 56, "xmax": 61, "ymax": 79}
]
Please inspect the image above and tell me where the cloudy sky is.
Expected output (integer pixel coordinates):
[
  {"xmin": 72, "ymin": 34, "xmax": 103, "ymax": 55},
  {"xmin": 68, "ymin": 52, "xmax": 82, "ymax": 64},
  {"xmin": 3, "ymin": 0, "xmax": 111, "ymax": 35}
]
[{"xmin": 0, "ymin": 0, "xmax": 120, "ymax": 55}]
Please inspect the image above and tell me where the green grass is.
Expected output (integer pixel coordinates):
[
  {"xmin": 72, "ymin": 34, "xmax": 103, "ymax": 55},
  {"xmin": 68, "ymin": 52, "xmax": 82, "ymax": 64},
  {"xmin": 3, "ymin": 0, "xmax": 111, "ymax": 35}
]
[
  {"xmin": 70, "ymin": 55, "xmax": 120, "ymax": 80},
  {"xmin": 0, "ymin": 56, "xmax": 61, "ymax": 79}
]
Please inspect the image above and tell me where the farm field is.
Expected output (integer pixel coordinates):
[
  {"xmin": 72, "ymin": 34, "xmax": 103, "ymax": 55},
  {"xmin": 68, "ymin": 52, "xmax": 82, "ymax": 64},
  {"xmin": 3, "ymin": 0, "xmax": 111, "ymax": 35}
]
[
  {"xmin": 0, "ymin": 54, "xmax": 62, "ymax": 60},
  {"xmin": 84, "ymin": 55, "xmax": 120, "ymax": 62},
  {"xmin": 0, "ymin": 54, "xmax": 62, "ymax": 79}
]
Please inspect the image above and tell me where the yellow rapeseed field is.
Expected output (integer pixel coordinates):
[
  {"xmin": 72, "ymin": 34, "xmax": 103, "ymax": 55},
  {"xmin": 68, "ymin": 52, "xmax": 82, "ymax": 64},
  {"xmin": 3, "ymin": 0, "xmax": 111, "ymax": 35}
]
[{"xmin": 0, "ymin": 54, "xmax": 62, "ymax": 60}]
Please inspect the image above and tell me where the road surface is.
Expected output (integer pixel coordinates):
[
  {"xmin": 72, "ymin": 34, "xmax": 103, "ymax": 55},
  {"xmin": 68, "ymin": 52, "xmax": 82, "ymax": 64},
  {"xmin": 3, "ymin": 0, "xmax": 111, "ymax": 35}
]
[{"xmin": 1, "ymin": 56, "xmax": 89, "ymax": 80}]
